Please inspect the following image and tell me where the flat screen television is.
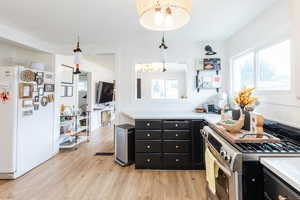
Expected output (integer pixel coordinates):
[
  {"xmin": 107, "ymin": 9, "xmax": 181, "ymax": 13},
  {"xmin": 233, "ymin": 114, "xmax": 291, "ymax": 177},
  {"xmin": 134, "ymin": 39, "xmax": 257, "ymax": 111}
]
[{"xmin": 96, "ymin": 81, "xmax": 114, "ymax": 104}]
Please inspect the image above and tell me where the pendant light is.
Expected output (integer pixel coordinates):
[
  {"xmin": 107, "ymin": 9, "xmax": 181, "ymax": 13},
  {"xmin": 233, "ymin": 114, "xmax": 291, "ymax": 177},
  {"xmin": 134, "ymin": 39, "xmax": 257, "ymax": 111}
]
[
  {"xmin": 136, "ymin": 0, "xmax": 192, "ymax": 31},
  {"xmin": 159, "ymin": 33, "xmax": 168, "ymax": 72},
  {"xmin": 73, "ymin": 37, "xmax": 82, "ymax": 74}
]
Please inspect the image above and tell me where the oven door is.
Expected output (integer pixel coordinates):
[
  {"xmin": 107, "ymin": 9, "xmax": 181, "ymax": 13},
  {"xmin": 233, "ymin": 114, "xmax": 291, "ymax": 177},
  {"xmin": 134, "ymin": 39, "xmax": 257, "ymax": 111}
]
[{"xmin": 206, "ymin": 145, "xmax": 240, "ymax": 200}]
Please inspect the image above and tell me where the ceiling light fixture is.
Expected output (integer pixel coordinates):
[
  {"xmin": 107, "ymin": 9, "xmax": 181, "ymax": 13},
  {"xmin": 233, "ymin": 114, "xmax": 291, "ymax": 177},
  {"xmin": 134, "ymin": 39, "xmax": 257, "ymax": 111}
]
[
  {"xmin": 73, "ymin": 37, "xmax": 83, "ymax": 74},
  {"xmin": 136, "ymin": 0, "xmax": 192, "ymax": 31}
]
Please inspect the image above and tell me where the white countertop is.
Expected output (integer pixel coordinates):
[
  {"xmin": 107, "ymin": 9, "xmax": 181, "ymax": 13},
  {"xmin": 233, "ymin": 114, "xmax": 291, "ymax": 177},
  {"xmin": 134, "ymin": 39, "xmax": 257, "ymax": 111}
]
[
  {"xmin": 261, "ymin": 157, "xmax": 300, "ymax": 192},
  {"xmin": 121, "ymin": 110, "xmax": 221, "ymax": 124}
]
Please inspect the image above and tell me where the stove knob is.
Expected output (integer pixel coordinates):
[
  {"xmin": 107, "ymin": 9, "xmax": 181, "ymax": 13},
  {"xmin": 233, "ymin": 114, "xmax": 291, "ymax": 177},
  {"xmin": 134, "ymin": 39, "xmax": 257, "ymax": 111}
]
[
  {"xmin": 225, "ymin": 155, "xmax": 231, "ymax": 162},
  {"xmin": 220, "ymin": 150, "xmax": 226, "ymax": 157}
]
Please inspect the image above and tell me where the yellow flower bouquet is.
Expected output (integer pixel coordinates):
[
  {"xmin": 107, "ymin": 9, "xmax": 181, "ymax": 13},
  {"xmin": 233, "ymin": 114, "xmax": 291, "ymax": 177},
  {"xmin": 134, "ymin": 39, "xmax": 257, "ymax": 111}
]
[{"xmin": 234, "ymin": 87, "xmax": 257, "ymax": 109}]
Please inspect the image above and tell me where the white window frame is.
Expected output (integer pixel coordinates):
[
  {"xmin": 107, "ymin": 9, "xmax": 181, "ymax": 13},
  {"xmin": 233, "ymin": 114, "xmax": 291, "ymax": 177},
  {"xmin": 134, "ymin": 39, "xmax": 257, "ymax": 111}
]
[{"xmin": 230, "ymin": 38, "xmax": 292, "ymax": 94}]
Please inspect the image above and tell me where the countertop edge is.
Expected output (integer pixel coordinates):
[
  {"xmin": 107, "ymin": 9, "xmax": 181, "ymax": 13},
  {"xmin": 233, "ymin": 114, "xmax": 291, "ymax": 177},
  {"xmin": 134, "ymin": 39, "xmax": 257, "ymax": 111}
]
[{"xmin": 261, "ymin": 158, "xmax": 300, "ymax": 192}]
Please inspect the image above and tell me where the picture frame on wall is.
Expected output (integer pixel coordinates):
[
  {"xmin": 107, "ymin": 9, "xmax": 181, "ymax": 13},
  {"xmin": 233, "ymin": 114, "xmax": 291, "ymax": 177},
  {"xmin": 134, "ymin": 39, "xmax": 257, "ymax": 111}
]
[
  {"xmin": 61, "ymin": 65, "xmax": 74, "ymax": 84},
  {"xmin": 44, "ymin": 84, "xmax": 55, "ymax": 92},
  {"xmin": 203, "ymin": 58, "xmax": 221, "ymax": 70},
  {"xmin": 19, "ymin": 83, "xmax": 33, "ymax": 99},
  {"xmin": 23, "ymin": 99, "xmax": 33, "ymax": 108}
]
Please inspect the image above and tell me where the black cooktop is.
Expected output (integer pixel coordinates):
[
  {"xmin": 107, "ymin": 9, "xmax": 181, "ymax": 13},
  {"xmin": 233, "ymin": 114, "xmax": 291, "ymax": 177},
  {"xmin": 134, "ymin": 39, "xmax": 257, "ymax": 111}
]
[{"xmin": 234, "ymin": 120, "xmax": 300, "ymax": 154}]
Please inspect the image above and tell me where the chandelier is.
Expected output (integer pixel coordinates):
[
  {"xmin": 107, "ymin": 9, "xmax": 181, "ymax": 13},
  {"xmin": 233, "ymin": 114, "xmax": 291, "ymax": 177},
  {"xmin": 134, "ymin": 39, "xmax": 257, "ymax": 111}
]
[{"xmin": 136, "ymin": 0, "xmax": 192, "ymax": 31}]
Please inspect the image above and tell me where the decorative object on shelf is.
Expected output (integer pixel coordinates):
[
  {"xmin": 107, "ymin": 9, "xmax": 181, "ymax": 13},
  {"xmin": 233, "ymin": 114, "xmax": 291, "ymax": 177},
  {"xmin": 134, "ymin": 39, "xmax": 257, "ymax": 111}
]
[
  {"xmin": 61, "ymin": 65, "xmax": 74, "ymax": 84},
  {"xmin": 19, "ymin": 83, "xmax": 33, "ymax": 99},
  {"xmin": 20, "ymin": 70, "xmax": 35, "ymax": 82},
  {"xmin": 22, "ymin": 99, "xmax": 33, "ymax": 108},
  {"xmin": 194, "ymin": 59, "xmax": 204, "ymax": 71},
  {"xmin": 159, "ymin": 33, "xmax": 168, "ymax": 72},
  {"xmin": 204, "ymin": 45, "xmax": 217, "ymax": 56},
  {"xmin": 44, "ymin": 84, "xmax": 55, "ymax": 92},
  {"xmin": 41, "ymin": 96, "xmax": 48, "ymax": 107},
  {"xmin": 203, "ymin": 58, "xmax": 221, "ymax": 70},
  {"xmin": 47, "ymin": 94, "xmax": 54, "ymax": 103},
  {"xmin": 38, "ymin": 87, "xmax": 44, "ymax": 96},
  {"xmin": 234, "ymin": 87, "xmax": 257, "ymax": 110},
  {"xmin": 195, "ymin": 106, "xmax": 205, "ymax": 113},
  {"xmin": 217, "ymin": 109, "xmax": 245, "ymax": 134},
  {"xmin": 250, "ymin": 113, "xmax": 265, "ymax": 137},
  {"xmin": 33, "ymin": 103, "xmax": 39, "ymax": 111},
  {"xmin": 136, "ymin": 0, "xmax": 192, "ymax": 31},
  {"xmin": 22, "ymin": 110, "xmax": 33, "ymax": 117},
  {"xmin": 0, "ymin": 89, "xmax": 10, "ymax": 104},
  {"xmin": 73, "ymin": 37, "xmax": 82, "ymax": 74}
]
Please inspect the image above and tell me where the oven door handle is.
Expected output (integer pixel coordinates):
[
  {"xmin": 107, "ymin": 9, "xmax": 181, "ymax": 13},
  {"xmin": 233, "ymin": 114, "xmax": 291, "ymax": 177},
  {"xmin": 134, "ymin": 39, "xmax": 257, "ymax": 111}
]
[{"xmin": 214, "ymin": 158, "xmax": 232, "ymax": 177}]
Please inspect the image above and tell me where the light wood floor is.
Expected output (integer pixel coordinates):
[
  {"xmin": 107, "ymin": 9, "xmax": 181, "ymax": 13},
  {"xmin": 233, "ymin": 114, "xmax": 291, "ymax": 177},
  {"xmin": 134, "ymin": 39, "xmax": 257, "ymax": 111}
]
[{"xmin": 0, "ymin": 127, "xmax": 208, "ymax": 200}]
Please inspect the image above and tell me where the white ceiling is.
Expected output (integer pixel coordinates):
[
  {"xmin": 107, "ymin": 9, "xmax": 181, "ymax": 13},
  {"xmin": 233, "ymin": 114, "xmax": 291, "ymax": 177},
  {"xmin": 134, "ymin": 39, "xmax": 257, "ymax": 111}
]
[{"xmin": 0, "ymin": 0, "xmax": 278, "ymax": 53}]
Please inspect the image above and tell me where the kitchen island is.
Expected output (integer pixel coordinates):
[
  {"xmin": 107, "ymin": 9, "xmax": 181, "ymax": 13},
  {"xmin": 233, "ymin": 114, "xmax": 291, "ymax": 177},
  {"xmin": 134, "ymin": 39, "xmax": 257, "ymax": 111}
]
[{"xmin": 122, "ymin": 111, "xmax": 220, "ymax": 170}]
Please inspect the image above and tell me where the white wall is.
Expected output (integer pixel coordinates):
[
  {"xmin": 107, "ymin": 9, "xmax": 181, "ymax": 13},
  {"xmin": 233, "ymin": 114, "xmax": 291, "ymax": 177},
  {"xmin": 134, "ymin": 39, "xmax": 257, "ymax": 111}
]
[
  {"xmin": 225, "ymin": 0, "xmax": 300, "ymax": 127},
  {"xmin": 116, "ymin": 39, "xmax": 225, "ymax": 123},
  {"xmin": 0, "ymin": 39, "xmax": 54, "ymax": 71}
]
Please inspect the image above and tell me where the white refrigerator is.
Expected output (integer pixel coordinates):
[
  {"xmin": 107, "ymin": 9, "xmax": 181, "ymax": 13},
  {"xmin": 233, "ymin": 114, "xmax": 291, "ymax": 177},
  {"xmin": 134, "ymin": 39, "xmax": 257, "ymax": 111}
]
[{"xmin": 0, "ymin": 66, "xmax": 55, "ymax": 179}]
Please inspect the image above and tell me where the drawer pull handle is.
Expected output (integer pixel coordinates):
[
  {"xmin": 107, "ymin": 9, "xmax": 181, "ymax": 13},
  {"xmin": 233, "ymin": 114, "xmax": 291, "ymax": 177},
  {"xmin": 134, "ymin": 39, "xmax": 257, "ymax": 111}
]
[
  {"xmin": 147, "ymin": 133, "xmax": 151, "ymax": 137},
  {"xmin": 146, "ymin": 158, "xmax": 151, "ymax": 163},
  {"xmin": 175, "ymin": 124, "xmax": 178, "ymax": 127},
  {"xmin": 175, "ymin": 145, "xmax": 180, "ymax": 149},
  {"xmin": 175, "ymin": 134, "xmax": 179, "ymax": 137},
  {"xmin": 175, "ymin": 159, "xmax": 180, "ymax": 162},
  {"xmin": 146, "ymin": 145, "xmax": 151, "ymax": 149},
  {"xmin": 146, "ymin": 123, "xmax": 150, "ymax": 127},
  {"xmin": 278, "ymin": 195, "xmax": 288, "ymax": 200}
]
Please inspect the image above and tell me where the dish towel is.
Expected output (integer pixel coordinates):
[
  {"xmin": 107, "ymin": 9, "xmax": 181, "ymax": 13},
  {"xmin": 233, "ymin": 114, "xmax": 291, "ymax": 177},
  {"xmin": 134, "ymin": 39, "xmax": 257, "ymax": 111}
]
[{"xmin": 205, "ymin": 148, "xmax": 220, "ymax": 194}]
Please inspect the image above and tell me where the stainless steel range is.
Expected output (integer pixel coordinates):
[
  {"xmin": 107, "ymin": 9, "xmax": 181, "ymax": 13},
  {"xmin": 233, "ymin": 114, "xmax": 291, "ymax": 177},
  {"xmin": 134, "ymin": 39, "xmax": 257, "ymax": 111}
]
[{"xmin": 201, "ymin": 120, "xmax": 300, "ymax": 200}]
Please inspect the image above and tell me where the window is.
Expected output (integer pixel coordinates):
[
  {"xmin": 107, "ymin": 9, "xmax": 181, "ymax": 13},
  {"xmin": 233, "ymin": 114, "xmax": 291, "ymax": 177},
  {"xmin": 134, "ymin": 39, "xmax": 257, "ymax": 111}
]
[
  {"xmin": 151, "ymin": 79, "xmax": 179, "ymax": 99},
  {"xmin": 257, "ymin": 40, "xmax": 291, "ymax": 90},
  {"xmin": 231, "ymin": 40, "xmax": 291, "ymax": 92},
  {"xmin": 232, "ymin": 52, "xmax": 255, "ymax": 92}
]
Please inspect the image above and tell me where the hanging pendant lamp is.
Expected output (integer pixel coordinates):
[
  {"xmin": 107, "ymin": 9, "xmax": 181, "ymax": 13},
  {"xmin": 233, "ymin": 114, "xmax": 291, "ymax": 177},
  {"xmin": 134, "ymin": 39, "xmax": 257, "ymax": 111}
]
[
  {"xmin": 136, "ymin": 0, "xmax": 192, "ymax": 31},
  {"xmin": 73, "ymin": 37, "xmax": 82, "ymax": 74},
  {"xmin": 159, "ymin": 33, "xmax": 168, "ymax": 72}
]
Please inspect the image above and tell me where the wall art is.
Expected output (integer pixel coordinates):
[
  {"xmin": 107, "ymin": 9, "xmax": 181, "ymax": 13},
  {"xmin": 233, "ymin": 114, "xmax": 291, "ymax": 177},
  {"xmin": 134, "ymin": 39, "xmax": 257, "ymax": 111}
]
[
  {"xmin": 38, "ymin": 87, "xmax": 44, "ymax": 96},
  {"xmin": 0, "ymin": 89, "xmax": 10, "ymax": 103},
  {"xmin": 44, "ymin": 84, "xmax": 55, "ymax": 92},
  {"xmin": 61, "ymin": 65, "xmax": 74, "ymax": 84},
  {"xmin": 47, "ymin": 94, "xmax": 54, "ymax": 103},
  {"xmin": 33, "ymin": 103, "xmax": 39, "ymax": 111},
  {"xmin": 23, "ymin": 110, "xmax": 33, "ymax": 117},
  {"xmin": 23, "ymin": 99, "xmax": 33, "ymax": 108},
  {"xmin": 41, "ymin": 96, "xmax": 48, "ymax": 107},
  {"xmin": 34, "ymin": 96, "xmax": 39, "ymax": 102},
  {"xmin": 19, "ymin": 83, "xmax": 33, "ymax": 99},
  {"xmin": 21, "ymin": 70, "xmax": 35, "ymax": 82},
  {"xmin": 36, "ymin": 77, "xmax": 44, "ymax": 85}
]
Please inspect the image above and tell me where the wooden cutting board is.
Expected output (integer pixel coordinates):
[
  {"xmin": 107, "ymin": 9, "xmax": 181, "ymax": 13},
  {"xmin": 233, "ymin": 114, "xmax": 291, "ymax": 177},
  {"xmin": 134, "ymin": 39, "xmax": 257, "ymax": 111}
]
[{"xmin": 215, "ymin": 126, "xmax": 281, "ymax": 143}]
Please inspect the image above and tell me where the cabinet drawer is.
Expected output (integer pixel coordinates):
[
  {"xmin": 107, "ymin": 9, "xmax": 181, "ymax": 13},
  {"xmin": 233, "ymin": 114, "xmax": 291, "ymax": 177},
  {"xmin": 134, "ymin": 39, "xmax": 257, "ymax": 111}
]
[
  {"xmin": 163, "ymin": 141, "xmax": 191, "ymax": 153},
  {"xmin": 163, "ymin": 130, "xmax": 191, "ymax": 140},
  {"xmin": 136, "ymin": 141, "xmax": 162, "ymax": 153},
  {"xmin": 135, "ymin": 154, "xmax": 162, "ymax": 169},
  {"xmin": 264, "ymin": 168, "xmax": 300, "ymax": 200},
  {"xmin": 163, "ymin": 154, "xmax": 191, "ymax": 169},
  {"xmin": 135, "ymin": 130, "xmax": 161, "ymax": 140},
  {"xmin": 135, "ymin": 120, "xmax": 162, "ymax": 130},
  {"xmin": 163, "ymin": 120, "xmax": 190, "ymax": 130}
]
